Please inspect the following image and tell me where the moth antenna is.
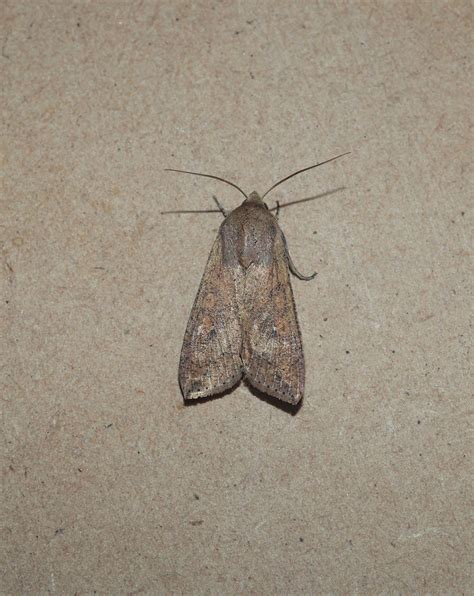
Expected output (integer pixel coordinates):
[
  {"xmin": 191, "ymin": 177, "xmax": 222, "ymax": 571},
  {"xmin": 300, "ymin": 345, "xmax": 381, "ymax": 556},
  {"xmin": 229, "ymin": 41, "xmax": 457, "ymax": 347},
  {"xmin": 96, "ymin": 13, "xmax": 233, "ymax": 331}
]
[
  {"xmin": 165, "ymin": 168, "xmax": 248, "ymax": 199},
  {"xmin": 161, "ymin": 209, "xmax": 222, "ymax": 214},
  {"xmin": 268, "ymin": 186, "xmax": 346, "ymax": 212},
  {"xmin": 261, "ymin": 152, "xmax": 350, "ymax": 199}
]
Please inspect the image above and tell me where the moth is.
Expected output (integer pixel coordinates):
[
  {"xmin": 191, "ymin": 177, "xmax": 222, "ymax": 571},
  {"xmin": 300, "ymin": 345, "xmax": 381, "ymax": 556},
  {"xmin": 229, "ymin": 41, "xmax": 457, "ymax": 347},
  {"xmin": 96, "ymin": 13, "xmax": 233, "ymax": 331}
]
[{"xmin": 164, "ymin": 153, "xmax": 348, "ymax": 405}]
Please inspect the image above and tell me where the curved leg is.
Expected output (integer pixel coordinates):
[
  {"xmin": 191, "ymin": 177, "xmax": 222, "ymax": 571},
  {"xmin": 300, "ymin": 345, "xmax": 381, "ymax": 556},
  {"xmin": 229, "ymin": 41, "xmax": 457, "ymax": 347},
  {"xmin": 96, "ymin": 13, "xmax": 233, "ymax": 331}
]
[
  {"xmin": 213, "ymin": 195, "xmax": 228, "ymax": 218},
  {"xmin": 287, "ymin": 249, "xmax": 317, "ymax": 281}
]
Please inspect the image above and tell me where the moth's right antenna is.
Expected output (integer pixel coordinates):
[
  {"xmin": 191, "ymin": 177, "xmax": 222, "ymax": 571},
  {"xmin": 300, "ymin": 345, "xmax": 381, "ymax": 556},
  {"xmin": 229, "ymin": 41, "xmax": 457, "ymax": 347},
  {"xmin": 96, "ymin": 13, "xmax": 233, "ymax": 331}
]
[
  {"xmin": 262, "ymin": 152, "xmax": 350, "ymax": 199},
  {"xmin": 165, "ymin": 168, "xmax": 248, "ymax": 199}
]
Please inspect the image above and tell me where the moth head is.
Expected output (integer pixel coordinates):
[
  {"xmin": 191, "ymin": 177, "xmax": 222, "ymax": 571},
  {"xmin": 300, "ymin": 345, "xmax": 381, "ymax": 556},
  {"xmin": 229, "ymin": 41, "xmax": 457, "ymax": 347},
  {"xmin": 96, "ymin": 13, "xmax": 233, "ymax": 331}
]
[{"xmin": 246, "ymin": 191, "xmax": 268, "ymax": 209}]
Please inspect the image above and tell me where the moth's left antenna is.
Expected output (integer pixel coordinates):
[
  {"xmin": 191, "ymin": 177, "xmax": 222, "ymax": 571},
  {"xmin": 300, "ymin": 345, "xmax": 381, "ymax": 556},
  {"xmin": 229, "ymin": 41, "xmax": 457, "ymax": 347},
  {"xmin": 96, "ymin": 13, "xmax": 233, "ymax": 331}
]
[{"xmin": 164, "ymin": 168, "xmax": 247, "ymax": 199}]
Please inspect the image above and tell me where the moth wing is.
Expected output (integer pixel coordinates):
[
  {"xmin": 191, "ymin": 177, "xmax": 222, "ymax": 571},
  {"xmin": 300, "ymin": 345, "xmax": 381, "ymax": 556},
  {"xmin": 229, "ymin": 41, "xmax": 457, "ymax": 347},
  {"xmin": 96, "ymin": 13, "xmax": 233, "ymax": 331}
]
[
  {"xmin": 179, "ymin": 235, "xmax": 243, "ymax": 399},
  {"xmin": 241, "ymin": 231, "xmax": 305, "ymax": 404}
]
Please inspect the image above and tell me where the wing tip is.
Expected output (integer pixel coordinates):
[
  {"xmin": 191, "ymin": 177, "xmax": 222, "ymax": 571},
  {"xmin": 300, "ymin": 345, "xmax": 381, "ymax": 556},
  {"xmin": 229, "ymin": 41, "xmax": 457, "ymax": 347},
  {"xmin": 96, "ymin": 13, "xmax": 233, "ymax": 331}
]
[
  {"xmin": 245, "ymin": 374, "xmax": 303, "ymax": 405},
  {"xmin": 181, "ymin": 371, "xmax": 243, "ymax": 401}
]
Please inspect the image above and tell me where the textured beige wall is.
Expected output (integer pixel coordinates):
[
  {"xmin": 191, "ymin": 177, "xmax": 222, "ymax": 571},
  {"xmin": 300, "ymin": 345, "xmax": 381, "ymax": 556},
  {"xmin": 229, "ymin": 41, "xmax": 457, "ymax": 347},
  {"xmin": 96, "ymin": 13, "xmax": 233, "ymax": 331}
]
[{"xmin": 2, "ymin": 1, "xmax": 471, "ymax": 593}]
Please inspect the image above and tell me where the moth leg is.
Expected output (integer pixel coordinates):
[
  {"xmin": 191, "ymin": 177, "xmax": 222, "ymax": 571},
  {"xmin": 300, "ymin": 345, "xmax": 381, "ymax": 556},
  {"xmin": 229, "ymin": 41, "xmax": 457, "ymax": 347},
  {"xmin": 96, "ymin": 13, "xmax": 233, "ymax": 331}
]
[
  {"xmin": 274, "ymin": 200, "xmax": 281, "ymax": 219},
  {"xmin": 287, "ymin": 249, "xmax": 317, "ymax": 281},
  {"xmin": 212, "ymin": 195, "xmax": 228, "ymax": 218}
]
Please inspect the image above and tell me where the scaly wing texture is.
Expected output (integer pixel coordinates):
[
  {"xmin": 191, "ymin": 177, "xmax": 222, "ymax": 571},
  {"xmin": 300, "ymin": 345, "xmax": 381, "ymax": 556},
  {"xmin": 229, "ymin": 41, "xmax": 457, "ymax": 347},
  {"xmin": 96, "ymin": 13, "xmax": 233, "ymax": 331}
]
[
  {"xmin": 179, "ymin": 236, "xmax": 243, "ymax": 399},
  {"xmin": 241, "ymin": 231, "xmax": 305, "ymax": 404}
]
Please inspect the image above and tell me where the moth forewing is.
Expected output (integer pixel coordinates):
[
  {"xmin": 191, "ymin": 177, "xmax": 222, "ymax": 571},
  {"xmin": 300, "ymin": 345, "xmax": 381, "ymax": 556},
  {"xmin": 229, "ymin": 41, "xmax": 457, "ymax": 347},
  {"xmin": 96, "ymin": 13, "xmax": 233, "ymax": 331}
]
[
  {"xmin": 178, "ymin": 235, "xmax": 243, "ymax": 399},
  {"xmin": 240, "ymin": 224, "xmax": 305, "ymax": 404}
]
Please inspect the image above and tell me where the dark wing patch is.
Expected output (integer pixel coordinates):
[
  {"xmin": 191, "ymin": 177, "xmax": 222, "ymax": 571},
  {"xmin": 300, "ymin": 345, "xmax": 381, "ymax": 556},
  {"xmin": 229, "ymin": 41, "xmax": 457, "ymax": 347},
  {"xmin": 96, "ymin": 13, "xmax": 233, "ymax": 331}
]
[{"xmin": 179, "ymin": 236, "xmax": 243, "ymax": 399}]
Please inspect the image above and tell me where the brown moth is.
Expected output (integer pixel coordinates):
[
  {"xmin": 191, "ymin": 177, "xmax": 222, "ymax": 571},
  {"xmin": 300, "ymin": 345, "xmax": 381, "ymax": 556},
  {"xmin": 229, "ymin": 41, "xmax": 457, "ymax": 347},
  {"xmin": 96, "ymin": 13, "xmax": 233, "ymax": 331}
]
[{"xmin": 164, "ymin": 154, "xmax": 348, "ymax": 405}]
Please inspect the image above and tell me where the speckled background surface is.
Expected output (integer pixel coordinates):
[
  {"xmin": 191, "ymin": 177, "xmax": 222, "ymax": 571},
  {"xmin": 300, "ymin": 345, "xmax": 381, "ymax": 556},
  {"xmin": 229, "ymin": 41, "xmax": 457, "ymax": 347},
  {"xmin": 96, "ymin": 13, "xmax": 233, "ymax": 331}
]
[{"xmin": 2, "ymin": 1, "xmax": 471, "ymax": 593}]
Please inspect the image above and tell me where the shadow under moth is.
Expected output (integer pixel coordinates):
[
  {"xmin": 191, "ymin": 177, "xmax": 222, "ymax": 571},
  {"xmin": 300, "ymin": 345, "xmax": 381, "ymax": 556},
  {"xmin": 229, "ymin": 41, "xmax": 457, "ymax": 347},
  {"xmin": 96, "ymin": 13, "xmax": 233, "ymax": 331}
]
[{"xmin": 164, "ymin": 153, "xmax": 348, "ymax": 405}]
